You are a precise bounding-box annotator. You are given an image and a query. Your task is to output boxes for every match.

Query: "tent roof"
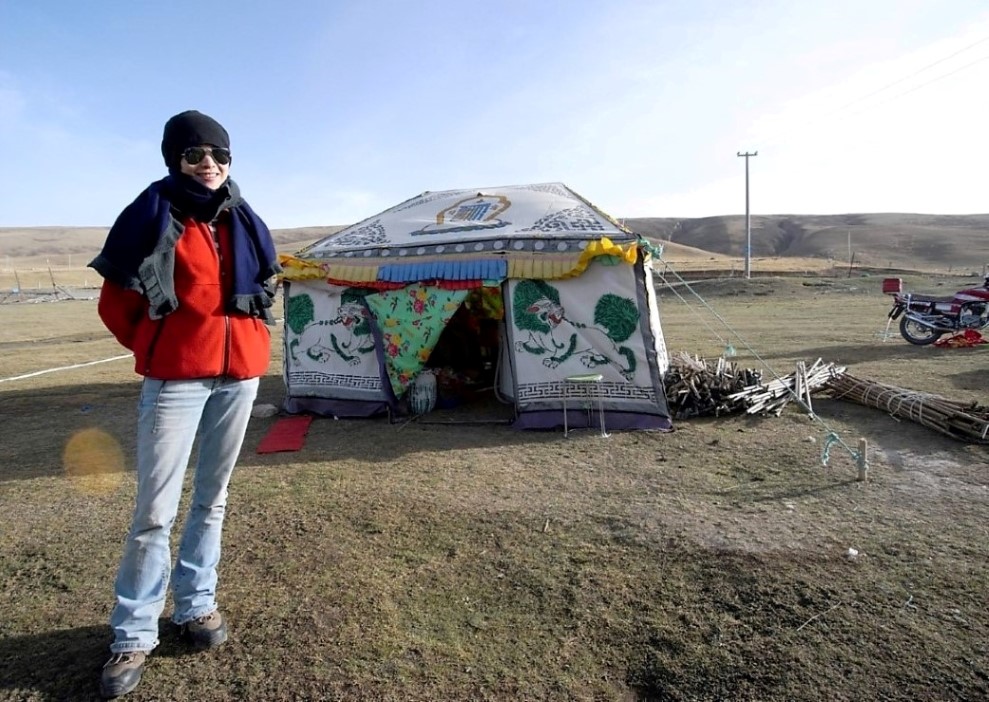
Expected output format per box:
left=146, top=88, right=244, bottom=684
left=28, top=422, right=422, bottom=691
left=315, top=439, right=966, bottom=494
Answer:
left=297, top=182, right=634, bottom=262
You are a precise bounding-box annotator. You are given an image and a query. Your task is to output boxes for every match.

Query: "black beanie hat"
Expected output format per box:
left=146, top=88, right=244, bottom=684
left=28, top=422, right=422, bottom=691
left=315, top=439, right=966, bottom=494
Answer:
left=161, top=110, right=230, bottom=169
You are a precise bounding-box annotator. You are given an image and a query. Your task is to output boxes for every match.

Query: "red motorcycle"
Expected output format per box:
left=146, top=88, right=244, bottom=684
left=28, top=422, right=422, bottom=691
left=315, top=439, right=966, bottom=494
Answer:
left=883, top=276, right=989, bottom=345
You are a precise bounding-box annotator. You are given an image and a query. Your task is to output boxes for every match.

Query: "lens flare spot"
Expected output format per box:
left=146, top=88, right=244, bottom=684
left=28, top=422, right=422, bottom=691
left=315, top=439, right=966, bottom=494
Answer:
left=63, top=428, right=125, bottom=495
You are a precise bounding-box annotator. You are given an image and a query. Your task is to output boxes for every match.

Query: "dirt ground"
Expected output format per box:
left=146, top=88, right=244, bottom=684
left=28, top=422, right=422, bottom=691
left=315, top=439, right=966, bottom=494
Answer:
left=0, top=273, right=987, bottom=701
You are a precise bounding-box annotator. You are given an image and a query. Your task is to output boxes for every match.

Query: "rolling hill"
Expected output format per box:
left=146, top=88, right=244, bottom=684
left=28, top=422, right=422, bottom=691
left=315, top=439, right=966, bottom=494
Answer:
left=0, top=226, right=344, bottom=269
left=2, top=213, right=988, bottom=275
left=625, top=213, right=989, bottom=273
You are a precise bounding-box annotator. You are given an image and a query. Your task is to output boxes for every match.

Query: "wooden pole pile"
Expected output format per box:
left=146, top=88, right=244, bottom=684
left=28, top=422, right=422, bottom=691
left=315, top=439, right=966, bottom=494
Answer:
left=663, top=353, right=843, bottom=419
left=823, top=371, right=989, bottom=444
left=728, top=358, right=844, bottom=417
left=663, top=352, right=762, bottom=418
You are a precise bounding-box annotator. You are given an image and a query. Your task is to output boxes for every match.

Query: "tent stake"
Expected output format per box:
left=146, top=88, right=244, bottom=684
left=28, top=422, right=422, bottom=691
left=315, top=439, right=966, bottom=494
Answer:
left=856, top=438, right=869, bottom=481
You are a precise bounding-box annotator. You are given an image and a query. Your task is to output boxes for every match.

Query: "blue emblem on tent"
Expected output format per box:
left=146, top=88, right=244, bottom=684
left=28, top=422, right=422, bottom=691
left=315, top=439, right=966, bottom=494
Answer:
left=411, top=194, right=512, bottom=236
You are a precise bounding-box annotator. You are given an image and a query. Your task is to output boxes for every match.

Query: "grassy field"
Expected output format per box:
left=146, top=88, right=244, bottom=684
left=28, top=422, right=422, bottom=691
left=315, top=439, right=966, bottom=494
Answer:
left=0, top=274, right=987, bottom=701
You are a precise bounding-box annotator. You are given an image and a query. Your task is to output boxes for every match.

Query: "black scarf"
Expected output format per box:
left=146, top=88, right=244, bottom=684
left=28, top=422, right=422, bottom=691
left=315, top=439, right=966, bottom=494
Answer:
left=89, top=174, right=281, bottom=323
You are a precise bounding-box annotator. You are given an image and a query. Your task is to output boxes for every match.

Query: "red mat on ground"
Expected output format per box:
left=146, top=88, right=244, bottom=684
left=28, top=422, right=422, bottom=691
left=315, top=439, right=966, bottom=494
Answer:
left=256, top=415, right=313, bottom=454
left=934, top=329, right=987, bottom=348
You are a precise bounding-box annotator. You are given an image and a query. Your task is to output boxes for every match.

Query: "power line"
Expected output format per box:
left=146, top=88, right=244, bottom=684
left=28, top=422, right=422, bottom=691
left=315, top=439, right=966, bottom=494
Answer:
left=865, top=51, right=989, bottom=108
left=758, top=35, right=989, bottom=151
left=836, top=34, right=989, bottom=113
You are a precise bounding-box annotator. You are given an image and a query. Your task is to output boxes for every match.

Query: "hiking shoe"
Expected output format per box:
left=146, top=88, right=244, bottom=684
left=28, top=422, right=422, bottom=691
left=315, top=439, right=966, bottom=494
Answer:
left=182, top=609, right=228, bottom=649
left=99, top=650, right=147, bottom=698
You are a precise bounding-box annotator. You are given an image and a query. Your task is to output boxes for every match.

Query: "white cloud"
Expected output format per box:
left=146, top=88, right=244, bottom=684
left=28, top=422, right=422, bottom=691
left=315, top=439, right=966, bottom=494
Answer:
left=607, top=8, right=989, bottom=218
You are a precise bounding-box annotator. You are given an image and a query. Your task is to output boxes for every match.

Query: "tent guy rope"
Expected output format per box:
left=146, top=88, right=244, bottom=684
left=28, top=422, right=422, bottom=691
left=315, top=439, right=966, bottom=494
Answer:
left=652, top=254, right=866, bottom=469
left=0, top=354, right=133, bottom=384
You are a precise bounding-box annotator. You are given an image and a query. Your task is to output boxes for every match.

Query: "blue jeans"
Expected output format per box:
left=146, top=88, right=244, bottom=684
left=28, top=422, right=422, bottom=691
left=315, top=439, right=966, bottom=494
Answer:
left=109, top=376, right=259, bottom=653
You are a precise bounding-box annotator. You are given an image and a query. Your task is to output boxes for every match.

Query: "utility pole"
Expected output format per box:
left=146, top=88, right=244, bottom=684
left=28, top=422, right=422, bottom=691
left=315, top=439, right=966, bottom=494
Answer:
left=737, top=151, right=758, bottom=279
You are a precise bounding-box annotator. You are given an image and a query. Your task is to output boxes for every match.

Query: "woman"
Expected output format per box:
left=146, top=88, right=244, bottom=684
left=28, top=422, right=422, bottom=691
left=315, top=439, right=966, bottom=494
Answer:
left=89, top=110, right=281, bottom=698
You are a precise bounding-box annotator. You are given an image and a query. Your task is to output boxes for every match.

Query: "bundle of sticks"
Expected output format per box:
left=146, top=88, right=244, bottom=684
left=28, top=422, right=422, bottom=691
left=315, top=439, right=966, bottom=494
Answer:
left=823, top=371, right=989, bottom=444
left=663, top=352, right=761, bottom=418
left=663, top=353, right=842, bottom=418
left=728, top=358, right=844, bottom=416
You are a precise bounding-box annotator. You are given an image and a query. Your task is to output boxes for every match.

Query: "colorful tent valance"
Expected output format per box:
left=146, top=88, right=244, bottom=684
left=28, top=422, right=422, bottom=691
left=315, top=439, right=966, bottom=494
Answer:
left=279, top=238, right=640, bottom=285
left=378, top=259, right=507, bottom=283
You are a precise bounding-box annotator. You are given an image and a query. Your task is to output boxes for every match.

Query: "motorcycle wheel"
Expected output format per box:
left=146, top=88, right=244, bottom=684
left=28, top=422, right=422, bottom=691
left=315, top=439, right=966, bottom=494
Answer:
left=899, top=317, right=943, bottom=345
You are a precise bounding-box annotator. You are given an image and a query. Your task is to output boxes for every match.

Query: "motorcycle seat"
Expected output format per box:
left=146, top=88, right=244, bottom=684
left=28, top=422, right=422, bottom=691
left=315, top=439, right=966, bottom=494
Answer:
left=905, top=294, right=958, bottom=304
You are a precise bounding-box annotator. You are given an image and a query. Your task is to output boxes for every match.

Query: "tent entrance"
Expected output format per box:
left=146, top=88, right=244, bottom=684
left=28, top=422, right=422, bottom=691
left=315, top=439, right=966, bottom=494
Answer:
left=416, top=286, right=512, bottom=419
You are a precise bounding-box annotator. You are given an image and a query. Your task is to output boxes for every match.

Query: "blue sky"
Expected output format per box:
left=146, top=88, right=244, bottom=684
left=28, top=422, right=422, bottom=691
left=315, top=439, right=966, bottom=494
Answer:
left=2, top=0, right=988, bottom=228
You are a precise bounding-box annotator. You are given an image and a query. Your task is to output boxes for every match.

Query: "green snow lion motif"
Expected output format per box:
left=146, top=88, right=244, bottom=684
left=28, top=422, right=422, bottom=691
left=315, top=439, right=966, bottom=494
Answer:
left=286, top=290, right=375, bottom=365
left=512, top=280, right=639, bottom=379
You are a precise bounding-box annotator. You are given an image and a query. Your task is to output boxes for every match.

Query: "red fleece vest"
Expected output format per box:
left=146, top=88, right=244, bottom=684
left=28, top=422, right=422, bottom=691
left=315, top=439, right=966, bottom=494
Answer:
left=98, top=217, right=272, bottom=380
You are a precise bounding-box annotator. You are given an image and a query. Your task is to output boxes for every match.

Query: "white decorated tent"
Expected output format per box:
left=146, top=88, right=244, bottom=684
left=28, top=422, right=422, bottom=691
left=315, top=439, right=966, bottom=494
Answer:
left=279, top=183, right=672, bottom=431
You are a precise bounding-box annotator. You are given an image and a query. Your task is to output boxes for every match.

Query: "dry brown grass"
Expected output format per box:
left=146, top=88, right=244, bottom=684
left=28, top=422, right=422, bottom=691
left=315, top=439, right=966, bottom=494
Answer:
left=0, top=226, right=338, bottom=295
left=0, top=273, right=987, bottom=701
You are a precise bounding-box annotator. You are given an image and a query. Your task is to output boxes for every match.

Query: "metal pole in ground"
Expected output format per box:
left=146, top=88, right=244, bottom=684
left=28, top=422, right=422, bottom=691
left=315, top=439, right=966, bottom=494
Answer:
left=737, top=151, right=758, bottom=279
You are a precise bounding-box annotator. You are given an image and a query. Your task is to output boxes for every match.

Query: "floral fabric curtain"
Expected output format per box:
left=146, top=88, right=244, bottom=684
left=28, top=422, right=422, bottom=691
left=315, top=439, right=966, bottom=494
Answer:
left=364, top=285, right=468, bottom=398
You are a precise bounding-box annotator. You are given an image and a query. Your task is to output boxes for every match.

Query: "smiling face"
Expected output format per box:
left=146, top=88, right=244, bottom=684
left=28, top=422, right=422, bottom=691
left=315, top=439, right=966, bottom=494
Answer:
left=179, top=144, right=230, bottom=190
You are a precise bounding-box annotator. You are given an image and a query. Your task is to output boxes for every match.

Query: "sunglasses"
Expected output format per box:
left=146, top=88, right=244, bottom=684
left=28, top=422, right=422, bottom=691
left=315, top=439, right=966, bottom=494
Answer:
left=181, top=146, right=232, bottom=166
